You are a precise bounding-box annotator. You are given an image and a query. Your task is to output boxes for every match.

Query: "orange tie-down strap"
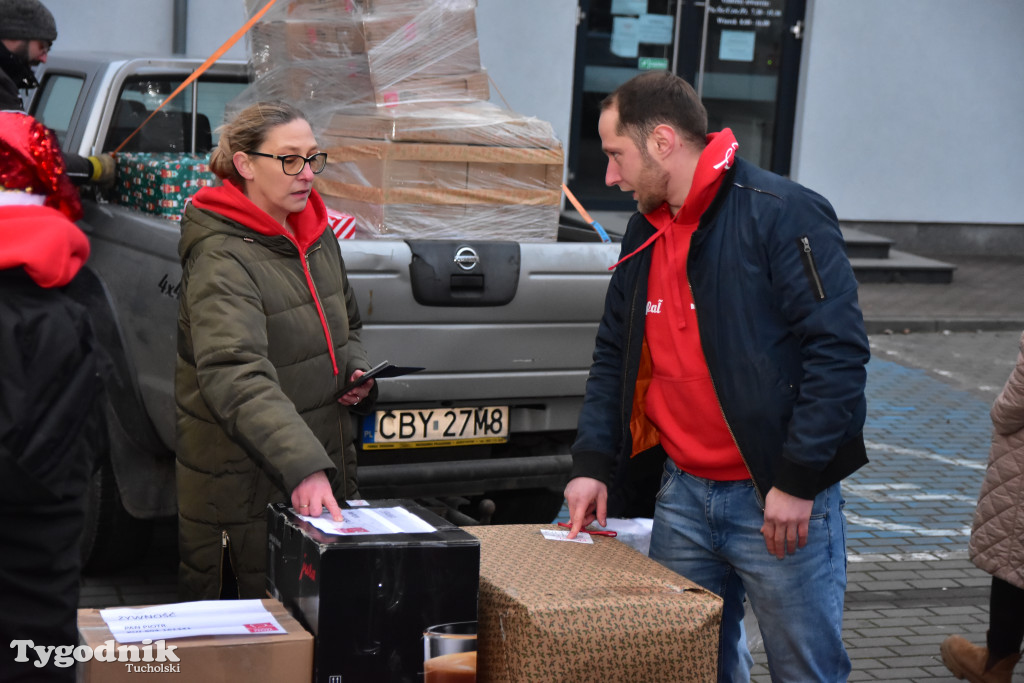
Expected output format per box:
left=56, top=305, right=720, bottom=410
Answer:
left=113, top=0, right=279, bottom=155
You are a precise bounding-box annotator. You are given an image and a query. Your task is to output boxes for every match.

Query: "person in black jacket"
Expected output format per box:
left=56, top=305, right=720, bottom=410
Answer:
left=0, top=0, right=52, bottom=110
left=0, top=0, right=114, bottom=185
left=0, top=110, right=106, bottom=682
left=564, top=71, right=869, bottom=682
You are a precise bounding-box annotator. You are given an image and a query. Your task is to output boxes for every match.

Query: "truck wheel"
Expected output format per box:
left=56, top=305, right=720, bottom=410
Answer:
left=485, top=487, right=566, bottom=525
left=80, top=454, right=154, bottom=575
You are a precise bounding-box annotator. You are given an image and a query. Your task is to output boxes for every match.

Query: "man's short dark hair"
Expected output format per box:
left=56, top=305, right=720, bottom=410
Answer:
left=602, top=71, right=708, bottom=154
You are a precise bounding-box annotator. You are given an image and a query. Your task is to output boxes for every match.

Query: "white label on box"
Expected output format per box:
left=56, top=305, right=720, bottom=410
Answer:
left=540, top=529, right=595, bottom=544
left=296, top=506, right=437, bottom=535
left=100, top=600, right=285, bottom=643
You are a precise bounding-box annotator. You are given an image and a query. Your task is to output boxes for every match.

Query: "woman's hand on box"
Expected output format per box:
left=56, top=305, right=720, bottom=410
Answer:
left=291, top=470, right=344, bottom=521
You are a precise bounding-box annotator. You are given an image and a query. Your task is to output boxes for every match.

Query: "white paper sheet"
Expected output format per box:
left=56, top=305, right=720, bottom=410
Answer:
left=611, top=0, right=647, bottom=16
left=294, top=506, right=437, bottom=536
left=604, top=517, right=654, bottom=555
left=100, top=600, right=285, bottom=643
left=639, top=13, right=674, bottom=45
left=611, top=17, right=640, bottom=59
left=540, top=528, right=595, bottom=544
left=719, top=29, right=756, bottom=62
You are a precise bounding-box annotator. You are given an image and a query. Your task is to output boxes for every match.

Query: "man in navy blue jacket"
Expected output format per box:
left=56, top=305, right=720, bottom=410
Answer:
left=564, top=71, right=869, bottom=681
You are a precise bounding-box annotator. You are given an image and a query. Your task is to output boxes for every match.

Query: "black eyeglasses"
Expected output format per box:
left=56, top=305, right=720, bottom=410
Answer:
left=248, top=151, right=328, bottom=176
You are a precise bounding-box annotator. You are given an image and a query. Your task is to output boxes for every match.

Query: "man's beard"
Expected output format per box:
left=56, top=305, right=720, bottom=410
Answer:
left=634, top=156, right=670, bottom=214
left=10, top=42, right=31, bottom=63
left=0, top=41, right=38, bottom=91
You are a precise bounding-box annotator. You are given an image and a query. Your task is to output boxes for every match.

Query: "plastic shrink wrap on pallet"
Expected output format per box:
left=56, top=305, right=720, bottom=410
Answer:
left=234, top=0, right=564, bottom=241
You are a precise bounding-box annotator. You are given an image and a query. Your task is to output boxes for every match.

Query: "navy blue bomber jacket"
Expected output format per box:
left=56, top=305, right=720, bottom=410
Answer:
left=570, top=158, right=870, bottom=514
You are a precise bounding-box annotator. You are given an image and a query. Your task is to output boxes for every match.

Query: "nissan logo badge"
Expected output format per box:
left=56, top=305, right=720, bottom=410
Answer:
left=454, top=246, right=480, bottom=271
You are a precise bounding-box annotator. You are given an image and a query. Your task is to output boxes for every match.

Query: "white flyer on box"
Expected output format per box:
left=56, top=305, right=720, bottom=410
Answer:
left=294, top=506, right=437, bottom=535
left=100, top=600, right=285, bottom=643
left=540, top=529, right=595, bottom=544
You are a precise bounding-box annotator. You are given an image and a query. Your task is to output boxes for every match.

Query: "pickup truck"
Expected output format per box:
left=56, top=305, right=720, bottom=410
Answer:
left=29, top=53, right=620, bottom=571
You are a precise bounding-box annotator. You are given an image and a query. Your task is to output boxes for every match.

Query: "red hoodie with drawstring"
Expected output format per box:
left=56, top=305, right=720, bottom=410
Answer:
left=616, top=130, right=749, bottom=481
left=190, top=179, right=341, bottom=375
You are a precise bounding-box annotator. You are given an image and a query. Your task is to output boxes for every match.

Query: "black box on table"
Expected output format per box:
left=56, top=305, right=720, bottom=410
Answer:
left=266, top=500, right=479, bottom=683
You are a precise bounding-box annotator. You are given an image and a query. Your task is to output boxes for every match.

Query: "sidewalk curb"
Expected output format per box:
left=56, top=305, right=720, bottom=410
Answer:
left=864, top=318, right=1024, bottom=334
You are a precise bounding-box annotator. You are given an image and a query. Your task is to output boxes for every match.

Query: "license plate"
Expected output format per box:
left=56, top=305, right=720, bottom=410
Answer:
left=361, top=406, right=509, bottom=450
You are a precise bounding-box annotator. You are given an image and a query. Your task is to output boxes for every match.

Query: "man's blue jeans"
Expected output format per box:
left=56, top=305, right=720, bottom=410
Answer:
left=648, top=460, right=851, bottom=682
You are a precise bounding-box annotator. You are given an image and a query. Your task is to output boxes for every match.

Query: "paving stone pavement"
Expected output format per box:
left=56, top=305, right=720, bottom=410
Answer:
left=80, top=254, right=1024, bottom=682
left=748, top=331, right=1020, bottom=682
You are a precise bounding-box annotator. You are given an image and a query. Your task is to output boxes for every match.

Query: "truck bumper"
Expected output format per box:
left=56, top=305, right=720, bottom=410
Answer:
left=357, top=454, right=572, bottom=498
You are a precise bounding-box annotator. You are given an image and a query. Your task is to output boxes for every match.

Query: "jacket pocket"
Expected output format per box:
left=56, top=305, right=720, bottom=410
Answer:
left=797, top=236, right=827, bottom=302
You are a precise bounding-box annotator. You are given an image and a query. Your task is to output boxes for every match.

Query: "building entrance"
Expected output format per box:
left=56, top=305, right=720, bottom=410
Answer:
left=567, top=0, right=806, bottom=211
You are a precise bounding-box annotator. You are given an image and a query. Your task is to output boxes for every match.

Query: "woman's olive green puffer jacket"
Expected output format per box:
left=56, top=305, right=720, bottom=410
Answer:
left=175, top=199, right=371, bottom=600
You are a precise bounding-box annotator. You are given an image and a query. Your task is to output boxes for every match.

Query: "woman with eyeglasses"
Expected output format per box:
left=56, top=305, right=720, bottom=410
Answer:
left=175, top=101, right=375, bottom=600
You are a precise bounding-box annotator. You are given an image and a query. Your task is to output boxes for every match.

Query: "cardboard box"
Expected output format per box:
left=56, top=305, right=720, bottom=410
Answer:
left=77, top=598, right=313, bottom=682
left=318, top=136, right=563, bottom=205
left=318, top=197, right=560, bottom=241
left=374, top=70, right=489, bottom=107
left=252, top=0, right=453, bottom=18
left=250, top=18, right=371, bottom=59
left=466, top=525, right=723, bottom=682
left=249, top=5, right=481, bottom=102
left=266, top=500, right=480, bottom=683
left=322, top=102, right=560, bottom=148
left=250, top=9, right=479, bottom=73
left=261, top=61, right=489, bottom=107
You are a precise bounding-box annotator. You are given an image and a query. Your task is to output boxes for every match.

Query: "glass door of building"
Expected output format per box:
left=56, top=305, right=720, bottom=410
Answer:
left=567, top=0, right=806, bottom=211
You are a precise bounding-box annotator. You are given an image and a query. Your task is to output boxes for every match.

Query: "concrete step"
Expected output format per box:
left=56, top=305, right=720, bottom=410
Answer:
left=842, top=227, right=893, bottom=260
left=851, top=249, right=956, bottom=284
left=575, top=211, right=956, bottom=283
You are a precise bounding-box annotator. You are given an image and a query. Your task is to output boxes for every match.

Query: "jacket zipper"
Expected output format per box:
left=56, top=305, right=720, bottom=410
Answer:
left=626, top=251, right=762, bottom=506
left=219, top=530, right=234, bottom=599
left=623, top=273, right=643, bottom=441
left=303, top=241, right=347, bottom=495
left=798, top=236, right=827, bottom=302
left=302, top=242, right=340, bottom=376
left=687, top=279, right=765, bottom=508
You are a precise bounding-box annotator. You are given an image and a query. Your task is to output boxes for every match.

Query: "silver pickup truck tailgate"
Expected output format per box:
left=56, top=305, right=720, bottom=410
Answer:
left=342, top=239, right=617, bottom=404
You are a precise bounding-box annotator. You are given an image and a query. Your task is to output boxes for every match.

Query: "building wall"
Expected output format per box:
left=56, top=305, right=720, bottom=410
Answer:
left=39, top=1, right=1023, bottom=226
left=40, top=0, right=577, bottom=160
left=44, top=0, right=188, bottom=56
left=792, top=0, right=1024, bottom=225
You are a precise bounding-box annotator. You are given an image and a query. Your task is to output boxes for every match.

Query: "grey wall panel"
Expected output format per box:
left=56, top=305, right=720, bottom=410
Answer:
left=793, top=0, right=1024, bottom=224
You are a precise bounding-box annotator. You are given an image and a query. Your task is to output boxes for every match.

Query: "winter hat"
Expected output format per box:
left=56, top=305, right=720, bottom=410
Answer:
left=0, top=0, right=57, bottom=42
left=1, top=110, right=89, bottom=288
left=0, top=110, right=81, bottom=220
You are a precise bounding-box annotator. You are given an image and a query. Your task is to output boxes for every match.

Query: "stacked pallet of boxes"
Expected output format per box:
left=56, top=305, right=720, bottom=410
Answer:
left=242, top=0, right=563, bottom=241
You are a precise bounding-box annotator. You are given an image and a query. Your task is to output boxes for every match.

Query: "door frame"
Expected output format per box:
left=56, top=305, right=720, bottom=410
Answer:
left=566, top=0, right=807, bottom=211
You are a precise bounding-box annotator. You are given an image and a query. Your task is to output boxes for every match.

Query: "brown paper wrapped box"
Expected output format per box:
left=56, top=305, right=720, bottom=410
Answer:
left=466, top=525, right=722, bottom=683
left=76, top=598, right=313, bottom=682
